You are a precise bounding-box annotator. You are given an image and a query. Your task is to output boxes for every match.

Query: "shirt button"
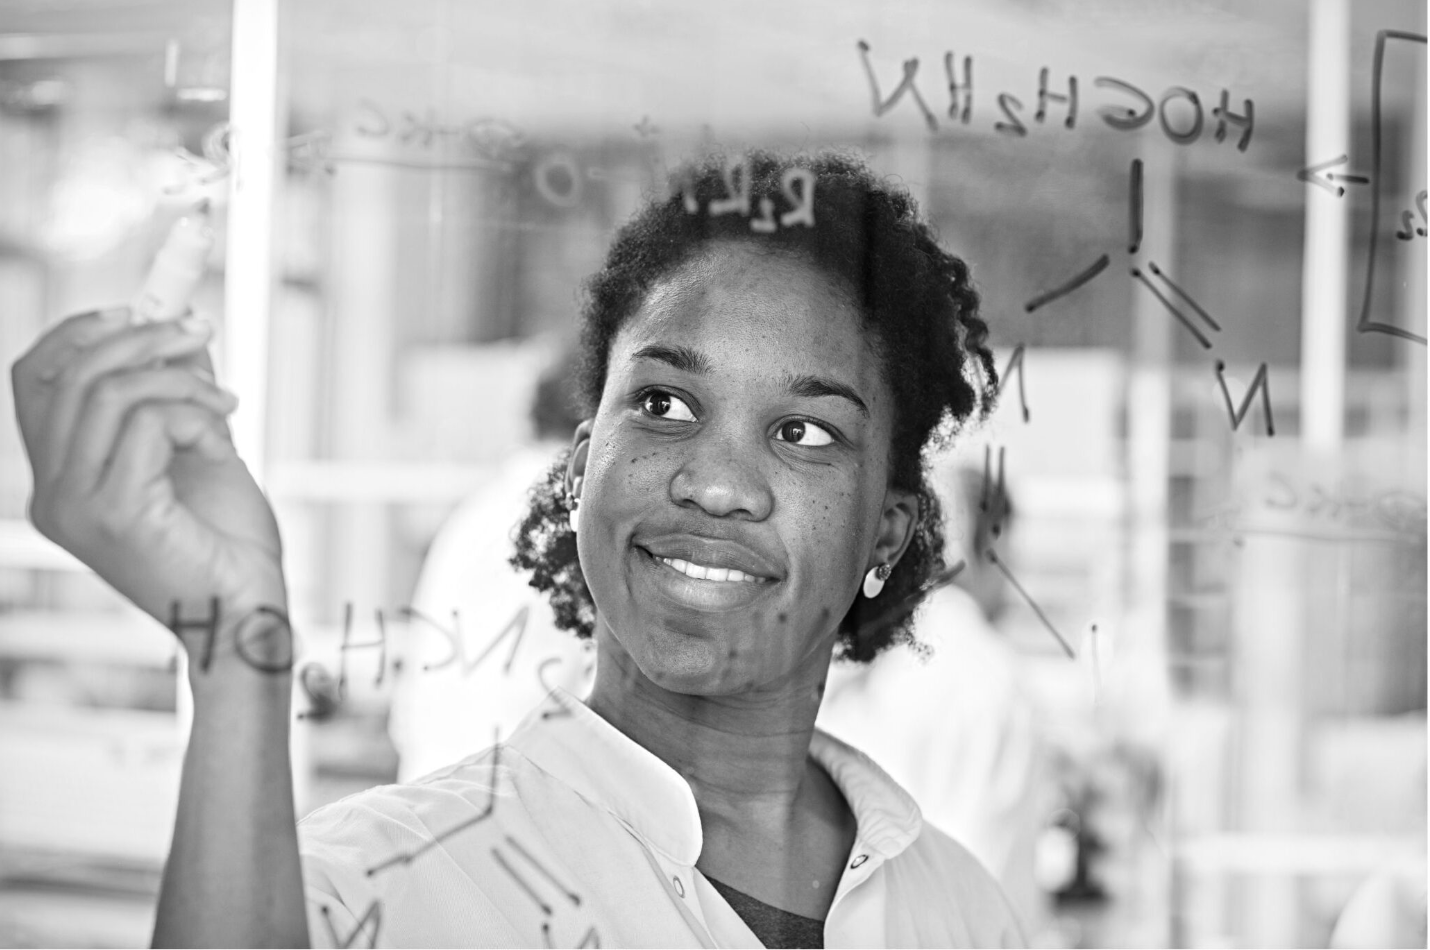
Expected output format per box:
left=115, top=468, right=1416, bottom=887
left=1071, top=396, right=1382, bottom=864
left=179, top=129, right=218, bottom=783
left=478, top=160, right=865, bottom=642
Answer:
left=673, top=874, right=685, bottom=897
left=850, top=854, right=869, bottom=869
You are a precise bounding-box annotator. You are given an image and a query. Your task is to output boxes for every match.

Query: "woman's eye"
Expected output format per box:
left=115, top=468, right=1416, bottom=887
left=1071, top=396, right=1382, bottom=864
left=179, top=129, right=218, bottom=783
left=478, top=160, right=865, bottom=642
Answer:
left=641, top=390, right=696, bottom=422
left=775, top=419, right=833, bottom=447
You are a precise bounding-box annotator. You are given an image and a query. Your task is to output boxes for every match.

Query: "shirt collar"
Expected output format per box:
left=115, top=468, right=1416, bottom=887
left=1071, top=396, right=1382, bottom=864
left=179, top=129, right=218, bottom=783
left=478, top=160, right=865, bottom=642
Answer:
left=506, top=689, right=925, bottom=867
left=809, top=728, right=924, bottom=858
left=507, top=689, right=704, bottom=865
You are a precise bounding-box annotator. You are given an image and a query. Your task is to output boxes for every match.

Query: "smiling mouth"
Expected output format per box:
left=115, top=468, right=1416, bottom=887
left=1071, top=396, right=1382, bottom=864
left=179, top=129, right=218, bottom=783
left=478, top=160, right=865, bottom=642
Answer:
left=655, top=556, right=770, bottom=584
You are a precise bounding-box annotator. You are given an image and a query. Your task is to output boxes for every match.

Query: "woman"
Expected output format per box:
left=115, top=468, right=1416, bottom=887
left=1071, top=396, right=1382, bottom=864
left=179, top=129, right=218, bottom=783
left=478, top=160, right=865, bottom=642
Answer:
left=12, top=150, right=1025, bottom=948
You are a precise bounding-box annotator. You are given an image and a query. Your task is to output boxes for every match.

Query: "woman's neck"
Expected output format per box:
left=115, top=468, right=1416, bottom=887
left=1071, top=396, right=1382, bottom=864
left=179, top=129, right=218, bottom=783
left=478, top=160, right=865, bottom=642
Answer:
left=583, top=623, right=859, bottom=915
left=582, top=626, right=832, bottom=831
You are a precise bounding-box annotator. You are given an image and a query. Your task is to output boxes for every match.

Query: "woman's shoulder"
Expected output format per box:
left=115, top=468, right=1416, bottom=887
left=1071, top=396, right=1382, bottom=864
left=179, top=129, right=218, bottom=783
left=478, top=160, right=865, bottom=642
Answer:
left=299, top=744, right=514, bottom=851
left=298, top=743, right=545, bottom=948
left=905, top=820, right=999, bottom=888
left=898, top=821, right=1028, bottom=945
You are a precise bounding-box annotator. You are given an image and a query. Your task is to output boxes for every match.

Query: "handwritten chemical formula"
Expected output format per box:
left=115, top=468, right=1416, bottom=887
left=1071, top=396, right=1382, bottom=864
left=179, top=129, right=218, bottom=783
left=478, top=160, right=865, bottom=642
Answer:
left=867, top=29, right=1426, bottom=456
left=857, top=41, right=1254, bottom=150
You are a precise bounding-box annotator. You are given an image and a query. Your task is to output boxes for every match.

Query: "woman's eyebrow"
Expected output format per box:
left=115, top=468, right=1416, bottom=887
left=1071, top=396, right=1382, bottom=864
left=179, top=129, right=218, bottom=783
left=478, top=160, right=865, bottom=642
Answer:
left=631, top=343, right=711, bottom=375
left=782, top=373, right=870, bottom=418
left=631, top=344, right=868, bottom=417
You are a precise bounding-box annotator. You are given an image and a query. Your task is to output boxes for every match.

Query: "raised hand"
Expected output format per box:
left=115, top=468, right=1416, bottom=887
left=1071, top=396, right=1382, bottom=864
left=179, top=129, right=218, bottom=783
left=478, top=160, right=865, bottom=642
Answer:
left=11, top=307, right=288, bottom=671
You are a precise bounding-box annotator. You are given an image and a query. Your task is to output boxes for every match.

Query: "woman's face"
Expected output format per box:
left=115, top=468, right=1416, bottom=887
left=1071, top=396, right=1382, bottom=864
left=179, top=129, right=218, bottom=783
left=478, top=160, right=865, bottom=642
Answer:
left=573, top=241, right=916, bottom=697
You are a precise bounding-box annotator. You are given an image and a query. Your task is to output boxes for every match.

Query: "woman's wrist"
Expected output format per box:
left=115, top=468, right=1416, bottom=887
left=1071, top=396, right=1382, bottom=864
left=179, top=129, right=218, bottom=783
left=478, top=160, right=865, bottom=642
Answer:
left=176, top=595, right=297, bottom=697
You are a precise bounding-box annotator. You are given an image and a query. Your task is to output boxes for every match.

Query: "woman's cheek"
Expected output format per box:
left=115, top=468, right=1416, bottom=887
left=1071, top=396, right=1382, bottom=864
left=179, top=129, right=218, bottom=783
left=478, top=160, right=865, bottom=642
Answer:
left=617, top=444, right=681, bottom=506
left=582, top=435, right=631, bottom=531
left=590, top=421, right=671, bottom=498
left=583, top=424, right=623, bottom=490
left=806, top=485, right=857, bottom=549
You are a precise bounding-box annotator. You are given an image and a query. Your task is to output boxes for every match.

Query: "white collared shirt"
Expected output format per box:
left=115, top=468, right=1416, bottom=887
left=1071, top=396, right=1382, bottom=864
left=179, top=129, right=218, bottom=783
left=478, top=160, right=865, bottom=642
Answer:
left=300, top=689, right=1026, bottom=948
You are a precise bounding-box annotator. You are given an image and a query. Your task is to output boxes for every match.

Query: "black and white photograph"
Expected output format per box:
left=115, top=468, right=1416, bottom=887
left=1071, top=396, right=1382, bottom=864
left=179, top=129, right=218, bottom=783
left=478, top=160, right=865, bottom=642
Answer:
left=0, top=1, right=1424, bottom=946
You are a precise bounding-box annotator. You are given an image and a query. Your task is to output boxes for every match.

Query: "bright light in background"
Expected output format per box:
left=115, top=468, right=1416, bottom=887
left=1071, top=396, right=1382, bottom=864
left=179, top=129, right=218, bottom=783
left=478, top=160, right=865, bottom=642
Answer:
left=37, top=128, right=231, bottom=261
left=39, top=137, right=155, bottom=260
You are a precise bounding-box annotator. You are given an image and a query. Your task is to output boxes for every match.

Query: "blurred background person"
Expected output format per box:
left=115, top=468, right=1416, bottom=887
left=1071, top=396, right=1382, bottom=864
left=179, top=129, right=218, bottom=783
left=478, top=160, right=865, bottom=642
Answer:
left=387, top=348, right=596, bottom=782
left=817, top=461, right=1050, bottom=934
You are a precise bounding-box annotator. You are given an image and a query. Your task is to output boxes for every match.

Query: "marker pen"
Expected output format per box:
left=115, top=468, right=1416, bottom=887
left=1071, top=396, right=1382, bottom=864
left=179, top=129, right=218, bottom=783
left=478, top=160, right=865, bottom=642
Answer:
left=132, top=200, right=215, bottom=323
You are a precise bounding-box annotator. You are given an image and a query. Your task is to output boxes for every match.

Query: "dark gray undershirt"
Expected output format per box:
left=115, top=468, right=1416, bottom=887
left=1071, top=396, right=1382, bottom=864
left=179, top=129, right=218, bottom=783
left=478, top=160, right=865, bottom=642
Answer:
left=706, top=876, right=826, bottom=949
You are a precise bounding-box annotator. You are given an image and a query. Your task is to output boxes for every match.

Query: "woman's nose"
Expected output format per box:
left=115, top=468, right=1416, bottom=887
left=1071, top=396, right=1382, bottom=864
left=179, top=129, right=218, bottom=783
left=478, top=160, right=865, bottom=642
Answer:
left=669, top=432, right=773, bottom=521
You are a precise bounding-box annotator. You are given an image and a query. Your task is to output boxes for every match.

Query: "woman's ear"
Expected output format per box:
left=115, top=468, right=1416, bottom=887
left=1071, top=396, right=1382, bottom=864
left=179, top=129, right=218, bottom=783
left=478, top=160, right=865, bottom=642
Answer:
left=566, top=419, right=594, bottom=497
left=869, top=487, right=919, bottom=573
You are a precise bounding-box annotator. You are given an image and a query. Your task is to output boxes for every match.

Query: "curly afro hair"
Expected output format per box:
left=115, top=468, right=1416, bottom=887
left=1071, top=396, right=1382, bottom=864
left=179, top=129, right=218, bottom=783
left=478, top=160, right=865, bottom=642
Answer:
left=511, top=148, right=998, bottom=663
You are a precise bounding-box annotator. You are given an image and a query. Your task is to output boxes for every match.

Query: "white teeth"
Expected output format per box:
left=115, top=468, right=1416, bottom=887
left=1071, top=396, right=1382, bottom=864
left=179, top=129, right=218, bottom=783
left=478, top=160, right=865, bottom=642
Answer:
left=659, top=556, right=763, bottom=583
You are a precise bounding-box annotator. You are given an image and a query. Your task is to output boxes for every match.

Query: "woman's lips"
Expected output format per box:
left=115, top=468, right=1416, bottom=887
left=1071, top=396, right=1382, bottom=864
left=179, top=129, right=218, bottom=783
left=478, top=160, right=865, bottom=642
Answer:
left=636, top=535, right=782, bottom=581
left=654, top=555, right=769, bottom=584
left=633, top=546, right=778, bottom=612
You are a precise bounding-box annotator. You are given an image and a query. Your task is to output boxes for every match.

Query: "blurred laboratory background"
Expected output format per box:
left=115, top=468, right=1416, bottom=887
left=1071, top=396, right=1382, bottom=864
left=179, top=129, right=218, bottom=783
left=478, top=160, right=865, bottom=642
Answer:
left=0, top=0, right=1424, bottom=946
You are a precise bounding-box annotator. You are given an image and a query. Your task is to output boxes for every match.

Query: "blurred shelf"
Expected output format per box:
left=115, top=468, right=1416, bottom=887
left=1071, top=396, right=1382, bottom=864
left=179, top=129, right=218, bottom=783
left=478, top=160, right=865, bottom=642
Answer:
left=0, top=610, right=176, bottom=668
left=268, top=460, right=496, bottom=503
left=0, top=701, right=178, bottom=751
left=1175, top=833, right=1423, bottom=875
left=0, top=32, right=165, bottom=61
left=1012, top=475, right=1126, bottom=519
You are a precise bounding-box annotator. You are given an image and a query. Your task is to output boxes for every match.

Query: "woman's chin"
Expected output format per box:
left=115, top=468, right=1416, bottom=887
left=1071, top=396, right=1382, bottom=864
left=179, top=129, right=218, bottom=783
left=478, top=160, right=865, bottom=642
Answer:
left=634, top=633, right=749, bottom=695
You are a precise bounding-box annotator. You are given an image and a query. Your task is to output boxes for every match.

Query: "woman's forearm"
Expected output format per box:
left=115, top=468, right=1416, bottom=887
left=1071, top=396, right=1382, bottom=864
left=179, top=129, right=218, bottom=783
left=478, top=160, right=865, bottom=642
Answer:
left=153, top=663, right=309, bottom=948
